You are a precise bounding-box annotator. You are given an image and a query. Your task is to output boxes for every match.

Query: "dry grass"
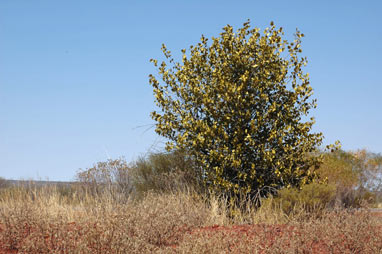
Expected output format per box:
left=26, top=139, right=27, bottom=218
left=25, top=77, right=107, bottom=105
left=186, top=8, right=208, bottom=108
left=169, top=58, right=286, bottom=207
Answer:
left=0, top=185, right=381, bottom=253
left=178, top=210, right=382, bottom=253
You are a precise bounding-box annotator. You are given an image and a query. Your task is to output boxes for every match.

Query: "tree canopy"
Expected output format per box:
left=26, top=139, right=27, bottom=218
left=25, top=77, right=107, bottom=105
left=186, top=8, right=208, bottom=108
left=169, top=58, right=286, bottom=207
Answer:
left=149, top=20, right=328, bottom=198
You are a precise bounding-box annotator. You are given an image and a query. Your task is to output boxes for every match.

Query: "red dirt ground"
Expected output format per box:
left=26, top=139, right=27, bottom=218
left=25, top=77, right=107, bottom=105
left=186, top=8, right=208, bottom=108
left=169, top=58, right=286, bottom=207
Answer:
left=1, top=211, right=381, bottom=254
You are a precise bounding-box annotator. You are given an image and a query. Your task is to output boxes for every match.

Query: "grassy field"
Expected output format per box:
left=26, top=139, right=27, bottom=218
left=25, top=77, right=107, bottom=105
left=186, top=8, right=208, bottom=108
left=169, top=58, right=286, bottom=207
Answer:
left=0, top=183, right=381, bottom=254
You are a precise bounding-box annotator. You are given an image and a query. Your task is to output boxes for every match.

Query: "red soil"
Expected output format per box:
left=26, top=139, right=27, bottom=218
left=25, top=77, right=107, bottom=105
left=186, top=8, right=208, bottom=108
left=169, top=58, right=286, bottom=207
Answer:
left=0, top=224, right=15, bottom=254
left=185, top=224, right=328, bottom=253
left=184, top=211, right=382, bottom=253
left=1, top=211, right=381, bottom=254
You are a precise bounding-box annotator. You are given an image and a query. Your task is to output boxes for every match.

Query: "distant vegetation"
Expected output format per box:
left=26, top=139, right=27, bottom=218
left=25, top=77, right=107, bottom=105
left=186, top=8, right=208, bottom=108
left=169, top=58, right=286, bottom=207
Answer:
left=73, top=148, right=382, bottom=209
left=0, top=149, right=381, bottom=253
left=0, top=177, right=9, bottom=189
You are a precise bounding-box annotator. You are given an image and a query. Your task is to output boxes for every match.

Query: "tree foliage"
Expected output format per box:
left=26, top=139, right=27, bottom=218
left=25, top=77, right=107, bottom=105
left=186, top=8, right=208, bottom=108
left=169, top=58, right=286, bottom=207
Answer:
left=149, top=20, right=326, bottom=198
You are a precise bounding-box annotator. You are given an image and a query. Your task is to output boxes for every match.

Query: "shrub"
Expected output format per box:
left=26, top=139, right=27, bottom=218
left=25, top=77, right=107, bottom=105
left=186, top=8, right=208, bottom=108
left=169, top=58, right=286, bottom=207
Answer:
left=267, top=182, right=336, bottom=217
left=76, top=158, right=133, bottom=200
left=130, top=150, right=204, bottom=197
left=317, top=149, right=382, bottom=208
left=149, top=20, right=334, bottom=200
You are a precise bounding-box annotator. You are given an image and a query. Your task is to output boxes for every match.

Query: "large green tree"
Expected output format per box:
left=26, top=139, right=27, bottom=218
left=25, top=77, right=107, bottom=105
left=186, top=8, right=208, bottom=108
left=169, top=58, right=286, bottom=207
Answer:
left=149, top=21, right=326, bottom=198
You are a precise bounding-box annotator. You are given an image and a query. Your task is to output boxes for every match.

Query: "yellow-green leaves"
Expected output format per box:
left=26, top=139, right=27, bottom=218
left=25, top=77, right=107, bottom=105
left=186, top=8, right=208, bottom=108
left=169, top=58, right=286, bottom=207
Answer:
left=149, top=20, right=326, bottom=199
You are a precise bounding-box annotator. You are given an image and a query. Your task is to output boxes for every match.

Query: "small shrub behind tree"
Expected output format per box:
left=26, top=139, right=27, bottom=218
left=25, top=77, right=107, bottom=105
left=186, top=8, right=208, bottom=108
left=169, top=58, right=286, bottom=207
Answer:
left=266, top=182, right=336, bottom=217
left=130, top=150, right=204, bottom=197
left=76, top=158, right=133, bottom=199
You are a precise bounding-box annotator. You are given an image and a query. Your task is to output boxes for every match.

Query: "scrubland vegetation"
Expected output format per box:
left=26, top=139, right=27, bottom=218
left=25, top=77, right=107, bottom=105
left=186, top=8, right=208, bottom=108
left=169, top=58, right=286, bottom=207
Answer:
left=2, top=21, right=382, bottom=253
left=1, top=149, right=382, bottom=253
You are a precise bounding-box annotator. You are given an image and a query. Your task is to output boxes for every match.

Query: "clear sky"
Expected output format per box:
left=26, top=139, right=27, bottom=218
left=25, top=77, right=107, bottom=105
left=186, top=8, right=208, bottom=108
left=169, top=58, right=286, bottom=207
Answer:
left=1, top=0, right=381, bottom=181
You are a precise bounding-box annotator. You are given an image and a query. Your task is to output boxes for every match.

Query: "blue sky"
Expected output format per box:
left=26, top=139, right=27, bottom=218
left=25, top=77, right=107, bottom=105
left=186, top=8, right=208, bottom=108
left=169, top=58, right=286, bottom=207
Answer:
left=1, top=1, right=381, bottom=181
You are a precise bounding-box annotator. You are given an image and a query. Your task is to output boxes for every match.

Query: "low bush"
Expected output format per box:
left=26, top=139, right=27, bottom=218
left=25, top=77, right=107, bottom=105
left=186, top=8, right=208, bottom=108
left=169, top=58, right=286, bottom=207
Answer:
left=75, top=151, right=205, bottom=201
left=129, top=150, right=204, bottom=198
left=317, top=149, right=382, bottom=208
left=264, top=182, right=336, bottom=217
left=76, top=158, right=134, bottom=201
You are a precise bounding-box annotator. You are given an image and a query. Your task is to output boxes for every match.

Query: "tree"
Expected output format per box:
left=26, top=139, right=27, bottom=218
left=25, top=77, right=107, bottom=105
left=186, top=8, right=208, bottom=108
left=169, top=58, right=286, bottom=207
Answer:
left=317, top=149, right=382, bottom=207
left=149, top=20, right=326, bottom=199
